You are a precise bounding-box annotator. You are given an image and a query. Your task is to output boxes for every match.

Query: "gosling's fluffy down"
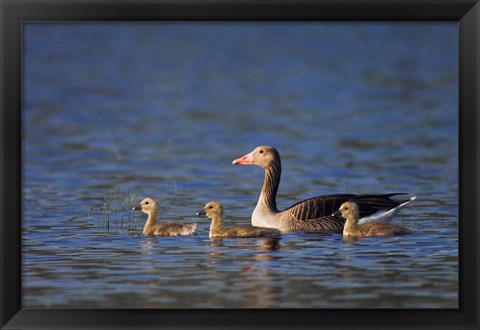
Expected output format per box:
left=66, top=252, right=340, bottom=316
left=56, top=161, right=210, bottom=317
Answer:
left=336, top=201, right=411, bottom=237
left=197, top=201, right=281, bottom=238
left=132, top=197, right=197, bottom=237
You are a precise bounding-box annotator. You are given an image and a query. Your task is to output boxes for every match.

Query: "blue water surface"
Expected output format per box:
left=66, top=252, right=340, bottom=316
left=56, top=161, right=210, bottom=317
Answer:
left=22, top=22, right=458, bottom=308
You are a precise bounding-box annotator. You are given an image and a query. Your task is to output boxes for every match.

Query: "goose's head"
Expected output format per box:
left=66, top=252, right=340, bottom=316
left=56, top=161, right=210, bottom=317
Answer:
left=132, top=197, right=158, bottom=215
left=336, top=202, right=360, bottom=223
left=232, top=146, right=280, bottom=169
left=197, top=200, right=223, bottom=219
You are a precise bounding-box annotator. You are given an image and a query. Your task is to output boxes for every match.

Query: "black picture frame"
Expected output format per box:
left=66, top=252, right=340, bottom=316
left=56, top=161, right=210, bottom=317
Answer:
left=1, top=1, right=479, bottom=329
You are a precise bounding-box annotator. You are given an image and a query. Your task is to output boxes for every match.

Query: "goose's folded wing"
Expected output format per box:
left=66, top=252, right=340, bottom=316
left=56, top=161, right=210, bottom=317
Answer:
left=284, top=194, right=357, bottom=220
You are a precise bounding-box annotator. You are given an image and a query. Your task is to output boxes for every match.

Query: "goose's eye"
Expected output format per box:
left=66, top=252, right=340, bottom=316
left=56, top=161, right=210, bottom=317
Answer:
left=145, top=201, right=149, bottom=205
left=209, top=206, right=213, bottom=209
left=259, top=150, right=264, bottom=154
left=344, top=207, right=348, bottom=210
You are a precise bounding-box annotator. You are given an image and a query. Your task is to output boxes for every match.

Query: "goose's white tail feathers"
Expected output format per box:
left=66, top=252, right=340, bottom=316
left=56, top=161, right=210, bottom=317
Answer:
left=358, top=195, right=416, bottom=225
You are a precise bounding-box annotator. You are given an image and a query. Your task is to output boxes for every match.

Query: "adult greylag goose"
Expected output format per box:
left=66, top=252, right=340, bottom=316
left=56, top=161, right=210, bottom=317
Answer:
left=196, top=201, right=281, bottom=238
left=232, top=146, right=416, bottom=233
left=334, top=201, right=411, bottom=237
left=132, top=197, right=197, bottom=237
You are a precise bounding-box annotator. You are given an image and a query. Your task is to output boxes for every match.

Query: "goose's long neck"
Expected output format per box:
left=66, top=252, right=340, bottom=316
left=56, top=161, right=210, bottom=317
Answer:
left=343, top=213, right=360, bottom=233
left=146, top=209, right=159, bottom=226
left=258, top=161, right=281, bottom=212
left=143, top=210, right=159, bottom=235
left=209, top=213, right=224, bottom=236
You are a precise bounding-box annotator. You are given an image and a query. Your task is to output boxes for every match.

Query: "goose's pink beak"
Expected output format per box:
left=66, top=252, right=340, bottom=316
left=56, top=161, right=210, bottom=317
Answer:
left=232, top=151, right=255, bottom=165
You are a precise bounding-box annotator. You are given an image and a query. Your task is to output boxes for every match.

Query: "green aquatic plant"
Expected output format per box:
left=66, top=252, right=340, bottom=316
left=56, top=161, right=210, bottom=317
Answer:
left=93, top=188, right=141, bottom=234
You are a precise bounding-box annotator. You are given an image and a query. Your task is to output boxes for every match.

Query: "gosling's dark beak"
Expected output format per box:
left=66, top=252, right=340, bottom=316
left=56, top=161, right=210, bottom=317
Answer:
left=196, top=208, right=206, bottom=216
left=332, top=210, right=342, bottom=217
left=132, top=204, right=142, bottom=211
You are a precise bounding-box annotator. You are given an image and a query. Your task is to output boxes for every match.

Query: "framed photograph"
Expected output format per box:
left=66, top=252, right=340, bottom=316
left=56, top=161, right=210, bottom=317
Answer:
left=1, top=0, right=479, bottom=329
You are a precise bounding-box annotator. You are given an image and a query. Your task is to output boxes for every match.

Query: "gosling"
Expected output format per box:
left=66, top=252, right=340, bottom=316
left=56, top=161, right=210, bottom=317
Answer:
left=132, top=197, right=197, bottom=237
left=335, top=201, right=411, bottom=237
left=197, top=201, right=281, bottom=238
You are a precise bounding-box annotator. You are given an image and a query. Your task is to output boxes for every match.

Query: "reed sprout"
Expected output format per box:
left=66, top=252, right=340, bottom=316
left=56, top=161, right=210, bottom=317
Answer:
left=93, top=188, right=140, bottom=234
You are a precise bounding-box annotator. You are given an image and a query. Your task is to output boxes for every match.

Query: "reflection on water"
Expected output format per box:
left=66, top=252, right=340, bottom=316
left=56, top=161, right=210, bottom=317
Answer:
left=22, top=22, right=458, bottom=308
